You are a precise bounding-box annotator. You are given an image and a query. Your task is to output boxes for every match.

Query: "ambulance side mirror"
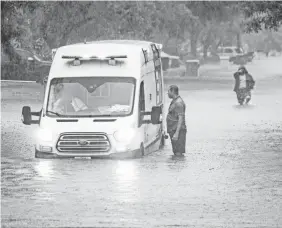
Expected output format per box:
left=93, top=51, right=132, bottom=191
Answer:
left=22, top=106, right=32, bottom=125
left=21, top=106, right=41, bottom=125
left=151, top=106, right=162, bottom=125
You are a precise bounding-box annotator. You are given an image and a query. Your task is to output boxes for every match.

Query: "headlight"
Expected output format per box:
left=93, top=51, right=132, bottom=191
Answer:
left=36, top=129, right=53, bottom=142
left=114, top=128, right=135, bottom=143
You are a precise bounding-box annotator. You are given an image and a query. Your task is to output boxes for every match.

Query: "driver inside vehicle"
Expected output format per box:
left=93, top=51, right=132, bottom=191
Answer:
left=50, top=83, right=88, bottom=114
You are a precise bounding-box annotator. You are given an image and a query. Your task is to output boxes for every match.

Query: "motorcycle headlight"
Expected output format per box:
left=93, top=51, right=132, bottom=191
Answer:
left=114, top=128, right=135, bottom=143
left=36, top=129, right=53, bottom=142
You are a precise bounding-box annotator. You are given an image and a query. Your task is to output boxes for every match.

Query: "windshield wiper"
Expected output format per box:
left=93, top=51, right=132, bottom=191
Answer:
left=46, top=110, right=62, bottom=116
left=100, top=113, right=127, bottom=117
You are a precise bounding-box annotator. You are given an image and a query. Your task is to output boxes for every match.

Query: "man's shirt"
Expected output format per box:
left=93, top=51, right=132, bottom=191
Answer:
left=239, top=74, right=247, bottom=89
left=166, top=96, right=186, bottom=133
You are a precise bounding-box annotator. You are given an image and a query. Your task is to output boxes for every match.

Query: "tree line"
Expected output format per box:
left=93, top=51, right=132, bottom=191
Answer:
left=1, top=1, right=282, bottom=62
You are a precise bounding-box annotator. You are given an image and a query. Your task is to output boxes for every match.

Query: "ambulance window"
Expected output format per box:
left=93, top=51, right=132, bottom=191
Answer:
left=138, top=82, right=145, bottom=126
left=155, top=70, right=163, bottom=105
left=91, top=83, right=110, bottom=97
left=139, top=82, right=145, bottom=111
left=151, top=44, right=160, bottom=59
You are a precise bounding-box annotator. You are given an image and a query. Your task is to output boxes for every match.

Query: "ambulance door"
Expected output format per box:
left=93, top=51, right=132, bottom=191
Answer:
left=151, top=44, right=163, bottom=142
left=138, top=81, right=147, bottom=148
left=143, top=70, right=158, bottom=150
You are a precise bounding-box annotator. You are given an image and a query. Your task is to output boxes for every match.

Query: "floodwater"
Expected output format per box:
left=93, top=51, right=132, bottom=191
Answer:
left=1, top=60, right=282, bottom=227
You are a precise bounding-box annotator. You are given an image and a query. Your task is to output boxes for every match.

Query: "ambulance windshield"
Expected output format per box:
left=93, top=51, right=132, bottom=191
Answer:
left=46, top=77, right=136, bottom=117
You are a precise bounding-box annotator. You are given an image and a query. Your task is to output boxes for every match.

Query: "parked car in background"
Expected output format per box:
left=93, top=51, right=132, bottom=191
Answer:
left=229, top=51, right=255, bottom=65
left=161, top=52, right=185, bottom=77
left=217, top=46, right=244, bottom=60
left=199, top=52, right=220, bottom=64
left=15, top=48, right=52, bottom=66
left=1, top=48, right=52, bottom=81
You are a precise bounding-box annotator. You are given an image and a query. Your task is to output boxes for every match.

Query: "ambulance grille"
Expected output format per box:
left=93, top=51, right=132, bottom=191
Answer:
left=56, top=133, right=111, bottom=153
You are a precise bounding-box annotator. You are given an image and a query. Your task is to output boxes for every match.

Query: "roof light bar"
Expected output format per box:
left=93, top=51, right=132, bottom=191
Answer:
left=108, top=59, right=116, bottom=66
left=62, top=55, right=127, bottom=60
left=106, top=55, right=127, bottom=59
left=73, top=59, right=81, bottom=66
left=61, top=55, right=98, bottom=59
left=62, top=55, right=82, bottom=59
left=61, top=55, right=127, bottom=66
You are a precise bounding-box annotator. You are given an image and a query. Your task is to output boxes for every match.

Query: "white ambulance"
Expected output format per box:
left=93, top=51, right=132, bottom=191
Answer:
left=22, top=40, right=168, bottom=159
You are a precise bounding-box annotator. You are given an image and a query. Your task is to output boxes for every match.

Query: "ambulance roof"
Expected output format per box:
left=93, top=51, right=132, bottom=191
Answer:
left=49, top=40, right=160, bottom=79
left=72, top=39, right=161, bottom=48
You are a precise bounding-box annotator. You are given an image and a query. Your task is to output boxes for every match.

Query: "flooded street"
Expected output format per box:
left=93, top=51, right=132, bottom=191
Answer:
left=1, top=65, right=282, bottom=227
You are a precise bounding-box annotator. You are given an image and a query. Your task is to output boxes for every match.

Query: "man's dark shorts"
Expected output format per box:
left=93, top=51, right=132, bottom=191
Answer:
left=168, top=129, right=187, bottom=154
left=236, top=88, right=251, bottom=101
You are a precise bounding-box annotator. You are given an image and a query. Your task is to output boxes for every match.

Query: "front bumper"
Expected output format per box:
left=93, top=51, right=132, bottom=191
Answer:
left=35, top=132, right=141, bottom=159
left=35, top=148, right=141, bottom=159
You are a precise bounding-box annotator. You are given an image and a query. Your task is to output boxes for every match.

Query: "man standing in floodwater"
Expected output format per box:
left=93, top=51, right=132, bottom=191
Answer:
left=166, top=85, right=187, bottom=156
left=233, top=66, right=255, bottom=105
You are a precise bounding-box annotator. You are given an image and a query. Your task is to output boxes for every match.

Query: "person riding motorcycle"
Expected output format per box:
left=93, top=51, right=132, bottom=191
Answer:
left=233, top=66, right=255, bottom=105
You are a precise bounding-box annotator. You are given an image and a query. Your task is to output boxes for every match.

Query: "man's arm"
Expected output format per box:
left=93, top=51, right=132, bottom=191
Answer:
left=233, top=72, right=239, bottom=92
left=173, top=103, right=185, bottom=140
left=175, top=116, right=184, bottom=136
left=251, top=75, right=255, bottom=84
left=247, top=74, right=255, bottom=89
left=52, top=98, right=65, bottom=113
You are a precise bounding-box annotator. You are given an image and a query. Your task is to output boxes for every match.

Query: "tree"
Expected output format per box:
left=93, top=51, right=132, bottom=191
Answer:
left=7, top=1, right=281, bottom=65
left=242, top=28, right=282, bottom=53
left=37, top=1, right=104, bottom=48
left=242, top=1, right=282, bottom=32
left=184, top=1, right=240, bottom=58
left=1, top=1, right=38, bottom=62
left=37, top=1, right=163, bottom=48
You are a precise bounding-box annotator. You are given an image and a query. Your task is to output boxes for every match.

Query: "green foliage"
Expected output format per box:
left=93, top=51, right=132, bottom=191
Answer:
left=2, top=1, right=282, bottom=66
left=1, top=1, right=41, bottom=62
left=243, top=28, right=282, bottom=52
left=242, top=1, right=282, bottom=32
left=1, top=1, right=38, bottom=43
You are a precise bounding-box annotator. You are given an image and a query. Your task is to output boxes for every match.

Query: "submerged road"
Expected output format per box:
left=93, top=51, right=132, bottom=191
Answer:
left=1, top=65, right=282, bottom=227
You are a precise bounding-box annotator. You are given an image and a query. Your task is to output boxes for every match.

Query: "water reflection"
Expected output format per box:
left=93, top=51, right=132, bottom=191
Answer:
left=166, top=154, right=188, bottom=171
left=171, top=154, right=186, bottom=160
left=114, top=160, right=139, bottom=182
left=233, top=104, right=256, bottom=110
left=34, top=160, right=54, bottom=180
left=112, top=160, right=140, bottom=203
